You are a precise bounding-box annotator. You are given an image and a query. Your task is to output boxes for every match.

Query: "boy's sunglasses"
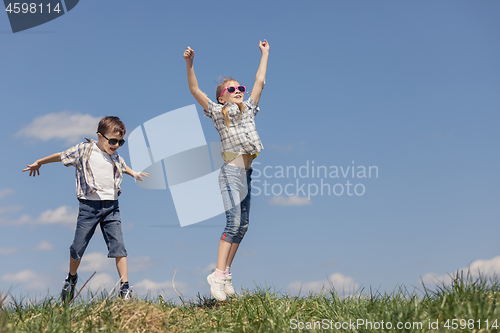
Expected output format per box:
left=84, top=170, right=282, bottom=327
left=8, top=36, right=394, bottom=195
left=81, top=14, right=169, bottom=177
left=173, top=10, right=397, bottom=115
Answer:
left=220, top=85, right=246, bottom=97
left=98, top=132, right=125, bottom=147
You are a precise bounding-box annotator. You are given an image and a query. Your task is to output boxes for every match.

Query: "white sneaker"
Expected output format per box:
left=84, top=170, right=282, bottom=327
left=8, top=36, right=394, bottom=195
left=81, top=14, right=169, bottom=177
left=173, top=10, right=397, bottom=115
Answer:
left=207, top=271, right=226, bottom=301
left=224, top=273, right=235, bottom=296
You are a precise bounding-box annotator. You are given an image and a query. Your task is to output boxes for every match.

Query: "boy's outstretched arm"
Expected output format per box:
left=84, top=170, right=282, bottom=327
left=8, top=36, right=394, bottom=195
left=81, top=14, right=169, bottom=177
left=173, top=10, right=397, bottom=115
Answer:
left=23, top=152, right=62, bottom=177
left=124, top=165, right=149, bottom=182
left=184, top=46, right=209, bottom=111
left=251, top=39, right=269, bottom=106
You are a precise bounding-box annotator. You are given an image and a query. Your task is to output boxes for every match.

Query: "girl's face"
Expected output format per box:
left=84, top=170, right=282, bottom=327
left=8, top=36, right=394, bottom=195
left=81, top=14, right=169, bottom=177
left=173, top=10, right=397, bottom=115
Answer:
left=218, top=80, right=244, bottom=104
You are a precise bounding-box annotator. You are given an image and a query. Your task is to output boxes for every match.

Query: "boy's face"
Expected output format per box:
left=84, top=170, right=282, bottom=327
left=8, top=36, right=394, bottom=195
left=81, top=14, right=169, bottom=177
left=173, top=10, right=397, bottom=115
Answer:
left=97, top=130, right=124, bottom=155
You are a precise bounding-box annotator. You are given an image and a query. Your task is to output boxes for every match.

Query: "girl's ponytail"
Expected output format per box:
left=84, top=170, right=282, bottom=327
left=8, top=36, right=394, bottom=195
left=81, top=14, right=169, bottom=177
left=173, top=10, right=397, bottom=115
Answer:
left=222, top=105, right=230, bottom=130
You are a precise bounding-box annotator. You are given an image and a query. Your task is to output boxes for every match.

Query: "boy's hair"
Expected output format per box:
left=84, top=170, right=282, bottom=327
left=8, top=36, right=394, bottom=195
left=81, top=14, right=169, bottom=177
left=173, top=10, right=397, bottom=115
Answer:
left=216, top=77, right=245, bottom=130
left=97, top=116, right=126, bottom=137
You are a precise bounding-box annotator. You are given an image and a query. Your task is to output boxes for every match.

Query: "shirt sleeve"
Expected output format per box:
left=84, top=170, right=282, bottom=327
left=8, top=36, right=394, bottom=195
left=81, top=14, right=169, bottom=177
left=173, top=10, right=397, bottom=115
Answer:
left=204, top=99, right=222, bottom=119
left=118, top=155, right=127, bottom=173
left=60, top=143, right=82, bottom=167
left=245, top=97, right=260, bottom=118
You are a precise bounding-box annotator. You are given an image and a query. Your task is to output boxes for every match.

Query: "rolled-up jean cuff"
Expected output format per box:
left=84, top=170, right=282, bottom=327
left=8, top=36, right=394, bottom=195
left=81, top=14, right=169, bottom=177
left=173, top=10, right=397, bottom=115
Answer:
left=70, top=247, right=82, bottom=261
left=220, top=232, right=242, bottom=244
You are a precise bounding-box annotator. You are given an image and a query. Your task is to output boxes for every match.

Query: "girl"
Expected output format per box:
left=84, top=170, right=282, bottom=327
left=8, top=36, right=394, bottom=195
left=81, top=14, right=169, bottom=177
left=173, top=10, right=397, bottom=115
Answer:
left=183, top=40, right=269, bottom=301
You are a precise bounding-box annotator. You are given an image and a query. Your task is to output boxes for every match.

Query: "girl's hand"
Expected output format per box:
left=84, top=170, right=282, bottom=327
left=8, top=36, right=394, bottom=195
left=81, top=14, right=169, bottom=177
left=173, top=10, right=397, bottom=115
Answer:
left=132, top=171, right=149, bottom=182
left=183, top=47, right=194, bottom=61
left=23, top=161, right=41, bottom=177
left=259, top=39, right=269, bottom=53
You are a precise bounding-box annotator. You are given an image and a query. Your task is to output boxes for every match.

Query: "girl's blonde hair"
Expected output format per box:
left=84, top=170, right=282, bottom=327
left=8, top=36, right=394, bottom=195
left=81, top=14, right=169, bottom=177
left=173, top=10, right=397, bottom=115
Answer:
left=216, top=77, right=245, bottom=129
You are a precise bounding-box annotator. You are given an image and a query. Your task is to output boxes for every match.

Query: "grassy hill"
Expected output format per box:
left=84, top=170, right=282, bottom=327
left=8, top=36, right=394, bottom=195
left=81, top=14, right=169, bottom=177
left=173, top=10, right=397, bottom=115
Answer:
left=1, top=271, right=499, bottom=332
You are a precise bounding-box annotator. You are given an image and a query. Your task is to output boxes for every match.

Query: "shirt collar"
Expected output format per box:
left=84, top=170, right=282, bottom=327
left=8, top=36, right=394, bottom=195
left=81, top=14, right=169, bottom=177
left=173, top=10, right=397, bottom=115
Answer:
left=84, top=137, right=120, bottom=160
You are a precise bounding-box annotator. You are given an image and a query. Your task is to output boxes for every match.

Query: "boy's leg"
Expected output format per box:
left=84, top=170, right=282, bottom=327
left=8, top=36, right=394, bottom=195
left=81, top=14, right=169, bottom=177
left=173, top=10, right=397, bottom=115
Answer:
left=70, top=199, right=101, bottom=262
left=63, top=199, right=100, bottom=302
left=62, top=257, right=80, bottom=303
left=99, top=200, right=130, bottom=298
left=116, top=257, right=131, bottom=299
left=115, top=257, right=128, bottom=283
left=69, top=257, right=81, bottom=276
left=99, top=200, right=127, bottom=262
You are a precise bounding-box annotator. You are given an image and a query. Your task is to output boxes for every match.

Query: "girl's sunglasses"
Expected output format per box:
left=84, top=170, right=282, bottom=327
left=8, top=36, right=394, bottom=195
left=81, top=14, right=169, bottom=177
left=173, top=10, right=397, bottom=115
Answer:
left=98, top=132, right=126, bottom=147
left=220, top=85, right=246, bottom=97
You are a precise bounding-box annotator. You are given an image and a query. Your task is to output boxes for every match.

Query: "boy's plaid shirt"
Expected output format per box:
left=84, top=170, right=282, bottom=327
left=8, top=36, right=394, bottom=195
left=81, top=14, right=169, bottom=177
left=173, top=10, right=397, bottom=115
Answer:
left=60, top=138, right=127, bottom=198
left=204, top=97, right=264, bottom=157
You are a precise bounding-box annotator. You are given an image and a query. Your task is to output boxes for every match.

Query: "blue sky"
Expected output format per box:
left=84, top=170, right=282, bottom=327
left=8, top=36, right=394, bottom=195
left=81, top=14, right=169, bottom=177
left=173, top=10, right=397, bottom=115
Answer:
left=1, top=0, right=500, bottom=301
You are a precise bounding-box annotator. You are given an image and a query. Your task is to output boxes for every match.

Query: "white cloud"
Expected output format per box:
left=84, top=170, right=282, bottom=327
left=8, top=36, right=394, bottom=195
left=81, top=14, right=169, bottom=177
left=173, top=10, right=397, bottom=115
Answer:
left=87, top=273, right=118, bottom=293
left=78, top=252, right=115, bottom=273
left=16, top=111, right=101, bottom=144
left=77, top=253, right=155, bottom=274
left=0, top=206, right=78, bottom=227
left=287, top=273, right=359, bottom=295
left=34, top=241, right=54, bottom=251
left=195, top=263, right=216, bottom=275
left=0, top=189, right=20, bottom=216
left=0, top=206, right=23, bottom=215
left=240, top=250, right=257, bottom=257
left=38, top=206, right=78, bottom=226
left=269, top=195, right=312, bottom=206
left=128, top=256, right=155, bottom=273
left=0, top=214, right=32, bottom=226
left=422, top=255, right=500, bottom=286
left=0, top=247, right=18, bottom=255
left=0, top=189, right=14, bottom=199
left=134, top=278, right=190, bottom=297
left=1, top=270, right=49, bottom=291
left=175, top=242, right=190, bottom=250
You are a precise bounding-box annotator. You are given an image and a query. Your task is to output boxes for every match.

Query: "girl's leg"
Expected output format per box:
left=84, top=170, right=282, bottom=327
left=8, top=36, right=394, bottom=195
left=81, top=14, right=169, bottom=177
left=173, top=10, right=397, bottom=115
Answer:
left=216, top=241, right=240, bottom=272
left=226, top=243, right=240, bottom=268
left=217, top=164, right=246, bottom=268
left=216, top=239, right=233, bottom=272
left=226, top=169, right=251, bottom=268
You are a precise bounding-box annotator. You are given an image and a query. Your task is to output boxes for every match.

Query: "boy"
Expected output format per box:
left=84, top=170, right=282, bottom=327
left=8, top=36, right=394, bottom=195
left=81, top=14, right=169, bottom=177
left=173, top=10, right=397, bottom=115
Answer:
left=23, top=116, right=148, bottom=302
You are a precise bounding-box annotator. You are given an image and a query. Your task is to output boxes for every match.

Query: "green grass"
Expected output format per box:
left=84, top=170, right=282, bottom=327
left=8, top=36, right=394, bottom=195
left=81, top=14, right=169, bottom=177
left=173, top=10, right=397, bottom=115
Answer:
left=1, top=271, right=499, bottom=332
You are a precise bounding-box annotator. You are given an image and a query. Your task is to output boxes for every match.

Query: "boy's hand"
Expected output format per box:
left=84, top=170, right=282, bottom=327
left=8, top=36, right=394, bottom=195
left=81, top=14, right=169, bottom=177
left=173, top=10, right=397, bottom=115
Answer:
left=23, top=162, right=41, bottom=177
left=183, top=47, right=194, bottom=62
left=132, top=171, right=149, bottom=182
left=259, top=39, right=269, bottom=53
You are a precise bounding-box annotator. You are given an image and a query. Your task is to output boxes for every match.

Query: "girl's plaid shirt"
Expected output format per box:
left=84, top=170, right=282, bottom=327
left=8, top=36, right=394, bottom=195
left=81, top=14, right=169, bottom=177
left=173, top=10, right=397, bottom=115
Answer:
left=60, top=138, right=127, bottom=198
left=204, top=97, right=264, bottom=157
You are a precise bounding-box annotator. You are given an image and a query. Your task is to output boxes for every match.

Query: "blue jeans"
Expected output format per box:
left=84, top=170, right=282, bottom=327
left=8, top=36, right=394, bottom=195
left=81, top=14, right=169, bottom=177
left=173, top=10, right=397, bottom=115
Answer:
left=219, top=163, right=252, bottom=244
left=70, top=199, right=127, bottom=261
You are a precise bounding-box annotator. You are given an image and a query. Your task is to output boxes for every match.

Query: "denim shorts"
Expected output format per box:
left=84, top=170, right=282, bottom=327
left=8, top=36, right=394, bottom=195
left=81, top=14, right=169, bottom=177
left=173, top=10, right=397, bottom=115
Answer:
left=70, top=199, right=127, bottom=261
left=219, top=163, right=252, bottom=244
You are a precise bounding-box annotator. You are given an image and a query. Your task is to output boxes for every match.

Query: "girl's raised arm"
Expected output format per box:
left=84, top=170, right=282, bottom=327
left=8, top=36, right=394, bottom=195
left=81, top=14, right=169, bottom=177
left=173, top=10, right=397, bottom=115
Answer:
left=184, top=47, right=209, bottom=111
left=250, top=40, right=269, bottom=106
